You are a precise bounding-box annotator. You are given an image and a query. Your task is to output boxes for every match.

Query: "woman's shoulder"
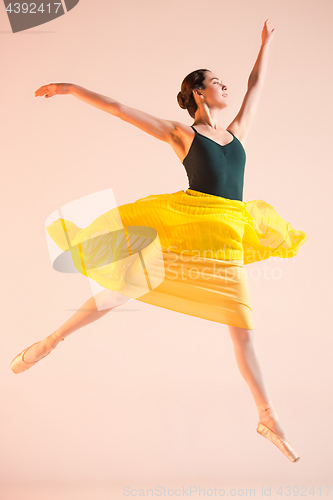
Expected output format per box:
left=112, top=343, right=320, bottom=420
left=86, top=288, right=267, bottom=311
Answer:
left=166, top=122, right=196, bottom=163
left=171, top=122, right=195, bottom=142
left=174, top=122, right=240, bottom=141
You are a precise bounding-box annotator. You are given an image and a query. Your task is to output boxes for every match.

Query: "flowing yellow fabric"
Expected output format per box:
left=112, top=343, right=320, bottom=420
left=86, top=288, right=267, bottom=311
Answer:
left=45, top=189, right=307, bottom=329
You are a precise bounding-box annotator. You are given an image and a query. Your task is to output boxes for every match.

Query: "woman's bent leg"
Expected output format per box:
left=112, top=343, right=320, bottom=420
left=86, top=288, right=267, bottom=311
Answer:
left=55, top=290, right=132, bottom=339
left=23, top=290, right=132, bottom=363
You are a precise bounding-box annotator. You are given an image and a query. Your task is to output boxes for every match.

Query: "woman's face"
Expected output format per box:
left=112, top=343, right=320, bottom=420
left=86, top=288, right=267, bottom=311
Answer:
left=196, top=71, right=228, bottom=109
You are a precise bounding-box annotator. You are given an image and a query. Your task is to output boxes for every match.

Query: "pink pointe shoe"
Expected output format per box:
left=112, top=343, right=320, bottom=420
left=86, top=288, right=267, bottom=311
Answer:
left=256, top=402, right=300, bottom=463
left=10, top=333, right=64, bottom=374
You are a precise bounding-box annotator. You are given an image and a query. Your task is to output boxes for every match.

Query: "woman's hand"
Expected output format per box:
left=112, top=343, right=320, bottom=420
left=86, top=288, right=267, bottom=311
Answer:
left=261, top=19, right=275, bottom=46
left=35, top=83, right=71, bottom=98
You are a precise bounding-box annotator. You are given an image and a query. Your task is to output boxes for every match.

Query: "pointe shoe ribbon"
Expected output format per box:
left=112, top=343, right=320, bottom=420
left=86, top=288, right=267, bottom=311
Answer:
left=10, top=337, right=64, bottom=374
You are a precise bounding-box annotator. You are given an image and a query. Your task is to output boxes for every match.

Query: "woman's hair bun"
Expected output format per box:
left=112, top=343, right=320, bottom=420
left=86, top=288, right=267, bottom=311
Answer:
left=177, top=69, right=210, bottom=118
left=177, top=91, right=188, bottom=110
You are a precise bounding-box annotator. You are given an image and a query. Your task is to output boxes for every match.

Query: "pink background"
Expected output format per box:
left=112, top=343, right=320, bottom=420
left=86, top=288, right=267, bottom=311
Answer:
left=1, top=0, right=332, bottom=498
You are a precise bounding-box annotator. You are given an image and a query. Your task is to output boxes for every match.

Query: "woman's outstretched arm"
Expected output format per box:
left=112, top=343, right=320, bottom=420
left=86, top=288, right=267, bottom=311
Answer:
left=35, top=83, right=181, bottom=143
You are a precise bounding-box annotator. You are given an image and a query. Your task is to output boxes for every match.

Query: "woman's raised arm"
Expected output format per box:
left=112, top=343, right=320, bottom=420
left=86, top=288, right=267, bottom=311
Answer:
left=34, top=83, right=180, bottom=143
left=227, top=19, right=276, bottom=144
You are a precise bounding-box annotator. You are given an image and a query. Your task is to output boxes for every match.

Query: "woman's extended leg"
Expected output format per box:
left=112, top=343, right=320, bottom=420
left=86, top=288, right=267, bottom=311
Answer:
left=228, top=325, right=290, bottom=442
left=11, top=290, right=132, bottom=371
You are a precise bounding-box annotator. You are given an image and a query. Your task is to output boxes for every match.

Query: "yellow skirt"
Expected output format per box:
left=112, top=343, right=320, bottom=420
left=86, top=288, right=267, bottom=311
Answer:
left=45, top=189, right=307, bottom=329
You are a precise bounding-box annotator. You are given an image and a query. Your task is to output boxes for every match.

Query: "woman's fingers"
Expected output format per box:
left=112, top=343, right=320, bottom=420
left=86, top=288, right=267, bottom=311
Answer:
left=35, top=83, right=71, bottom=97
left=35, top=85, right=49, bottom=97
left=35, top=83, right=58, bottom=97
left=261, top=18, right=275, bottom=45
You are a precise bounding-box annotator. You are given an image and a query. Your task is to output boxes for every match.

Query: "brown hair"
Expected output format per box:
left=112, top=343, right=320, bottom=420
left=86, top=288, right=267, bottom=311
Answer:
left=177, top=69, right=210, bottom=119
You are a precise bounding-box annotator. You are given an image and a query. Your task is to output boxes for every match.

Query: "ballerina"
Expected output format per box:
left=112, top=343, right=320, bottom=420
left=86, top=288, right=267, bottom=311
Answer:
left=10, top=19, right=305, bottom=463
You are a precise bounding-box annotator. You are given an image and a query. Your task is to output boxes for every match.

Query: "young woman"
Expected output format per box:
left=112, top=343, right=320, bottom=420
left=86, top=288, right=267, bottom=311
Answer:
left=10, top=20, right=306, bottom=463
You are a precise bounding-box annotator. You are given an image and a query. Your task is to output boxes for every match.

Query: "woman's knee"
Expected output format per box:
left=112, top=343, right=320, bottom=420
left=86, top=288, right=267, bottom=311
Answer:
left=228, top=324, right=255, bottom=344
left=94, top=289, right=133, bottom=310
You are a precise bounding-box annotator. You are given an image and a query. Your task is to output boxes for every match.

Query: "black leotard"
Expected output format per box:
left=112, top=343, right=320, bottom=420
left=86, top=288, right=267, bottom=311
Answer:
left=182, top=125, right=246, bottom=201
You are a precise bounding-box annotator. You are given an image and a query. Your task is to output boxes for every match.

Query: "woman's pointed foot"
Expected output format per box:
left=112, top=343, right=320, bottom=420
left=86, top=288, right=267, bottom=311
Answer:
left=10, top=331, right=65, bottom=374
left=256, top=402, right=300, bottom=463
left=257, top=402, right=290, bottom=442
